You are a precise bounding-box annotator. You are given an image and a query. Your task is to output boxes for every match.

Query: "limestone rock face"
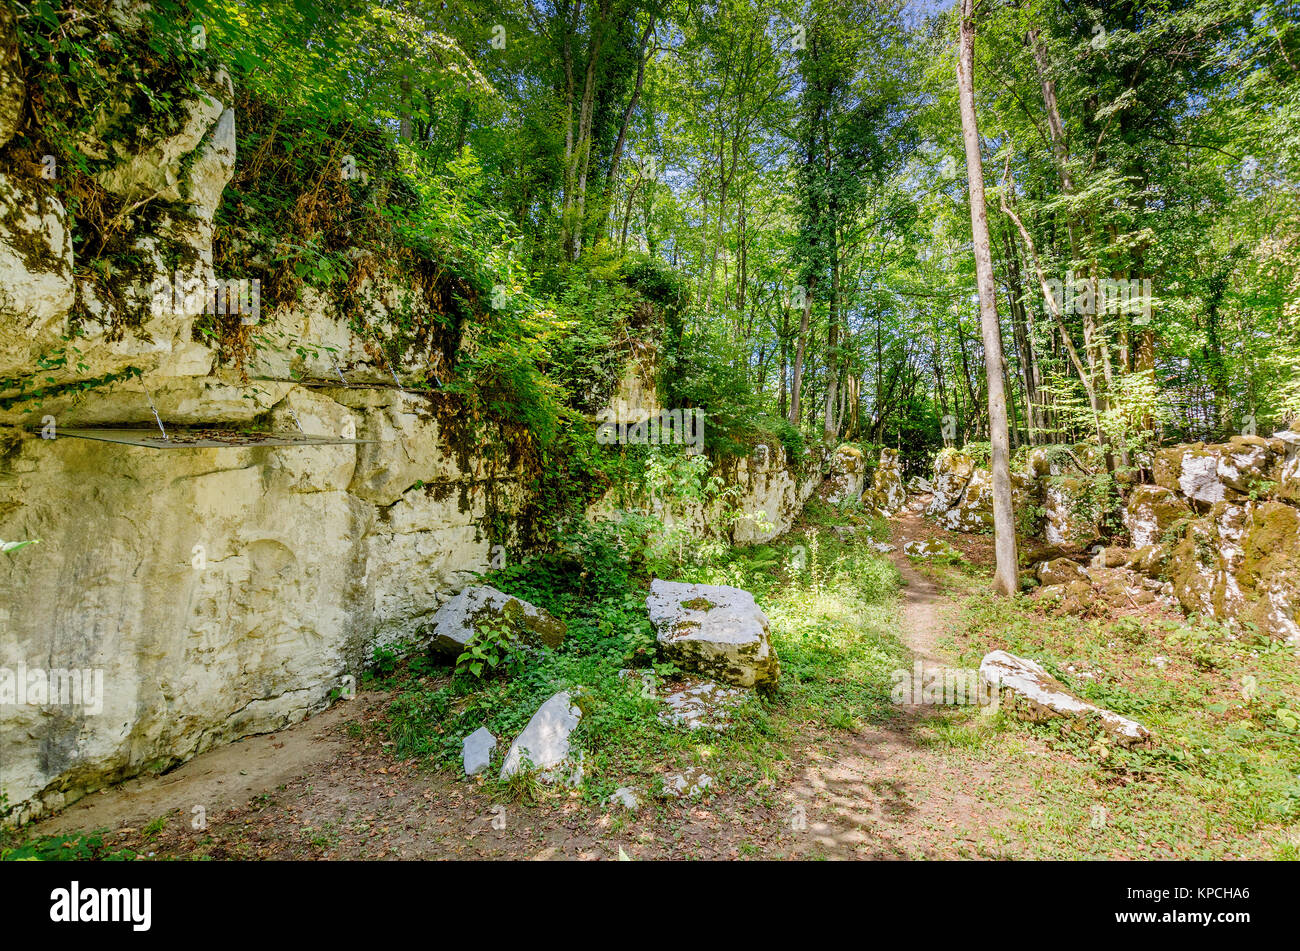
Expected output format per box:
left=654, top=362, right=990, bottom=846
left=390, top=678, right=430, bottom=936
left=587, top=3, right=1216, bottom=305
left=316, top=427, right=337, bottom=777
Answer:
left=586, top=440, right=819, bottom=548
left=1043, top=476, right=1099, bottom=548
left=941, top=468, right=993, bottom=533
left=1160, top=500, right=1300, bottom=644
left=646, top=579, right=779, bottom=688
left=1124, top=484, right=1191, bottom=548
left=0, top=390, right=530, bottom=826
left=426, top=585, right=566, bottom=657
left=823, top=444, right=865, bottom=505
left=1153, top=439, right=1282, bottom=508
left=865, top=447, right=907, bottom=516
left=500, top=691, right=583, bottom=785
left=927, top=448, right=975, bottom=516
left=979, top=651, right=1151, bottom=747
left=0, top=173, right=74, bottom=379
left=1274, top=429, right=1300, bottom=504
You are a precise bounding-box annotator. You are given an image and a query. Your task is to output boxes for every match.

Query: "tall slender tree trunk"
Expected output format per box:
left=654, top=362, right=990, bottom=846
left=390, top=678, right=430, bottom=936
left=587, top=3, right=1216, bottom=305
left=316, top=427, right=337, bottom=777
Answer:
left=789, top=275, right=815, bottom=426
left=959, top=0, right=1018, bottom=596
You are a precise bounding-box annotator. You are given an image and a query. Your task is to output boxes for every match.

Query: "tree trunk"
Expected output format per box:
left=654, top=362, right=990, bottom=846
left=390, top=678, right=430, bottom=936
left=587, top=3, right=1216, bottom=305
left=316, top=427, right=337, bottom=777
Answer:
left=959, top=0, right=1018, bottom=596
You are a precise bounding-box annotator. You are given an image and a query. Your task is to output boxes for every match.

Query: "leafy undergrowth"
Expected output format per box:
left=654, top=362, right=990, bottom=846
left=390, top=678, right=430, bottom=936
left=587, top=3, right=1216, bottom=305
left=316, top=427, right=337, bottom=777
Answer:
left=363, top=517, right=906, bottom=811
left=1, top=831, right=137, bottom=861
left=934, top=568, right=1300, bottom=859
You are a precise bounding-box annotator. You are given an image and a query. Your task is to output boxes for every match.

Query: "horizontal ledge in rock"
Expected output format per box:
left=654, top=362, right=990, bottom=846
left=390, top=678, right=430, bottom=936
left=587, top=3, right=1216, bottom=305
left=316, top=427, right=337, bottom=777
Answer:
left=44, top=428, right=379, bottom=449
left=249, top=376, right=434, bottom=395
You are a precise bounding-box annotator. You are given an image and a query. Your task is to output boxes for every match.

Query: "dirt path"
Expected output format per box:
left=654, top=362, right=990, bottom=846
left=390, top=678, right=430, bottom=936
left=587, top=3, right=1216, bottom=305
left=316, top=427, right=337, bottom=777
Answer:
left=780, top=506, right=1028, bottom=859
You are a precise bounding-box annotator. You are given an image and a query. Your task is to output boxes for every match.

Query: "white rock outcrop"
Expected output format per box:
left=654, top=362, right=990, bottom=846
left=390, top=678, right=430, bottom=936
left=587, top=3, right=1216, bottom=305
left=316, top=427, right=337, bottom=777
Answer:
left=646, top=580, right=780, bottom=688
left=979, top=650, right=1151, bottom=747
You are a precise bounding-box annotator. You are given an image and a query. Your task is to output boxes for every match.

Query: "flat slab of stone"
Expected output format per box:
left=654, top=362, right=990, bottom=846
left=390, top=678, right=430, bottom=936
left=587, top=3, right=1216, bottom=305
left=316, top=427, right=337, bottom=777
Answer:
left=427, top=585, right=566, bottom=657
left=659, top=766, right=713, bottom=799
left=462, top=726, right=496, bottom=776
left=903, top=538, right=962, bottom=562
left=500, top=691, right=583, bottom=785
left=608, top=787, right=640, bottom=810
left=646, top=579, right=779, bottom=688
left=979, top=650, right=1151, bottom=748
left=659, top=680, right=748, bottom=731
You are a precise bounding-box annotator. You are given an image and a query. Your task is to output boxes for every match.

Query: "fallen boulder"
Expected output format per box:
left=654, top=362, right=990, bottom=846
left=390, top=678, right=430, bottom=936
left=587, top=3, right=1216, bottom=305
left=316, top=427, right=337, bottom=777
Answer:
left=427, top=585, right=566, bottom=657
left=500, top=691, right=583, bottom=785
left=979, top=650, right=1151, bottom=748
left=646, top=579, right=780, bottom=688
left=462, top=726, right=496, bottom=777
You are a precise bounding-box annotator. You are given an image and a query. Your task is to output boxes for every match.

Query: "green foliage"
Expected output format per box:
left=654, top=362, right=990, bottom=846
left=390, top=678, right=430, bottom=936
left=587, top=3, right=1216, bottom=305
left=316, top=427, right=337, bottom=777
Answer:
left=1, top=832, right=136, bottom=862
left=455, top=618, right=525, bottom=680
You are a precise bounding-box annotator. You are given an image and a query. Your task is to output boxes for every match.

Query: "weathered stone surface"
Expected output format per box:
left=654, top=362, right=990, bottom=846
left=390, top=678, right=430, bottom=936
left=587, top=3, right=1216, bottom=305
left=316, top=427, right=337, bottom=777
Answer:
left=906, top=475, right=933, bottom=494
left=823, top=444, right=866, bottom=505
left=1273, top=428, right=1300, bottom=504
left=500, top=691, right=583, bottom=785
left=426, top=585, right=566, bottom=657
left=0, top=172, right=74, bottom=378
left=979, top=650, right=1152, bottom=747
left=1125, top=484, right=1191, bottom=548
left=646, top=579, right=779, bottom=688
left=1158, top=500, right=1300, bottom=644
left=1043, top=476, right=1099, bottom=548
left=1090, top=546, right=1134, bottom=569
left=926, top=448, right=975, bottom=516
left=865, top=447, right=907, bottom=516
left=1037, top=557, right=1087, bottom=587
left=462, top=726, right=496, bottom=777
left=660, top=766, right=713, bottom=799
left=940, top=468, right=993, bottom=533
left=903, top=537, right=963, bottom=562
left=659, top=680, right=748, bottom=731
left=0, top=389, right=530, bottom=826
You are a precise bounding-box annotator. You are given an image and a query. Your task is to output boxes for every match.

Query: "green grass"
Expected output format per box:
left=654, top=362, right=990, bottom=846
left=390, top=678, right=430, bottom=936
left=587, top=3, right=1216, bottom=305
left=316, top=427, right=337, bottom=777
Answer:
left=942, top=572, right=1300, bottom=859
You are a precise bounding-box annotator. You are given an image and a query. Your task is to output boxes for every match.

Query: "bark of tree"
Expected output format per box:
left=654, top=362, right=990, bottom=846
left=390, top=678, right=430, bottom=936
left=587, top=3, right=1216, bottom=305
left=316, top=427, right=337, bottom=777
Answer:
left=959, top=0, right=1018, bottom=596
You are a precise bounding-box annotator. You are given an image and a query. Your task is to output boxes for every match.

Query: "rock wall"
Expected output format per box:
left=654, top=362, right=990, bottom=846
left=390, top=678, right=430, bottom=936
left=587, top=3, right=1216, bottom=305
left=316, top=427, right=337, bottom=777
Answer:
left=1118, top=430, right=1300, bottom=643
left=0, top=14, right=529, bottom=824
left=922, top=427, right=1300, bottom=646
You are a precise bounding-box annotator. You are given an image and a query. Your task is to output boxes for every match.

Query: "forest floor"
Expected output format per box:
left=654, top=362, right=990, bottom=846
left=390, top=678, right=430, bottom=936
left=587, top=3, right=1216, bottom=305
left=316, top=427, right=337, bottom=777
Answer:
left=9, top=500, right=1300, bottom=861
